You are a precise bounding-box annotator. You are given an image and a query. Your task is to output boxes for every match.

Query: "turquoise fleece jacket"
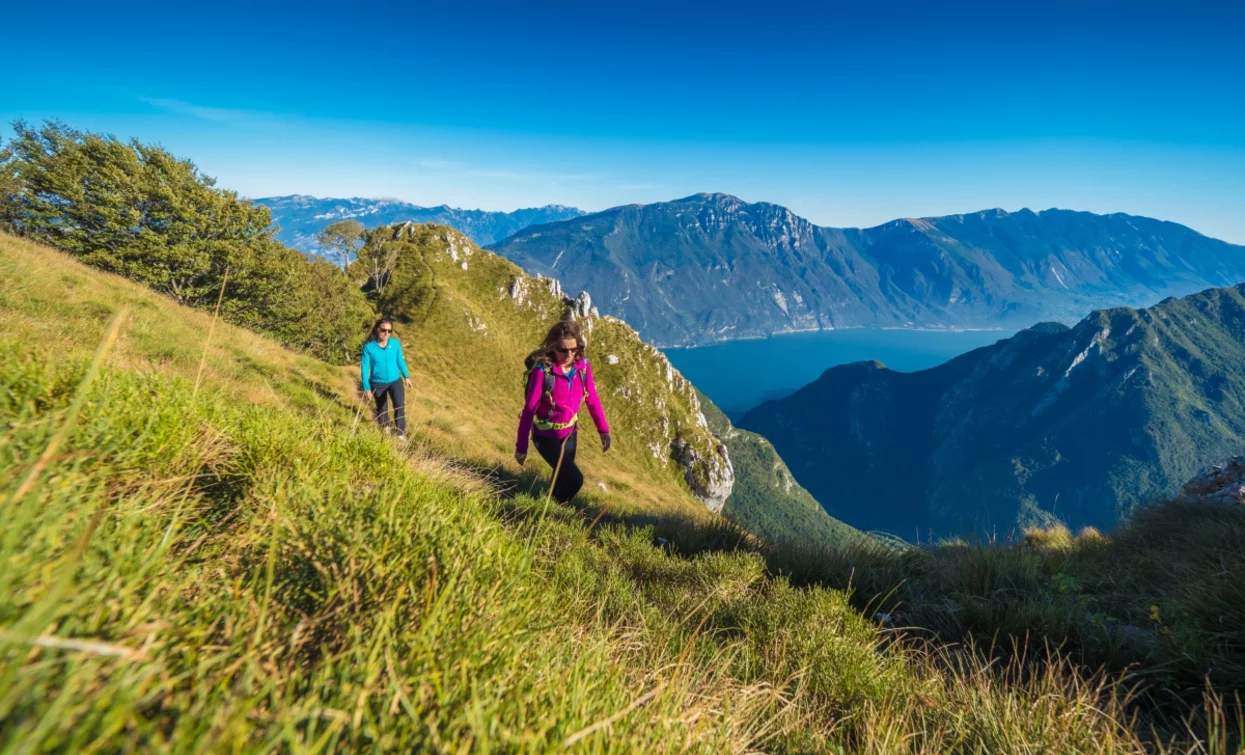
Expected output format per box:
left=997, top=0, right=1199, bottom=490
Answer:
left=360, top=338, right=410, bottom=391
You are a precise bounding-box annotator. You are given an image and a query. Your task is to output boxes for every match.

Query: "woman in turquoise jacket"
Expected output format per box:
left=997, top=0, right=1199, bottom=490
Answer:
left=361, top=318, right=412, bottom=440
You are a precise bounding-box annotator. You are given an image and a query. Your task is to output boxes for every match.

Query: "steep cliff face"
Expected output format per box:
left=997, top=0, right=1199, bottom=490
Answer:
left=490, top=193, right=1245, bottom=346
left=374, top=222, right=733, bottom=511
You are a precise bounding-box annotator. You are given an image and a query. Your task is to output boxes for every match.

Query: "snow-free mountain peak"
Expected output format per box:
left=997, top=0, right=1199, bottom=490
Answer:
left=255, top=195, right=587, bottom=250
left=488, top=193, right=1245, bottom=347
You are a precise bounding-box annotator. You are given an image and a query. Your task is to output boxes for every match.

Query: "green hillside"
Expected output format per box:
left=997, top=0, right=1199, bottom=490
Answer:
left=364, top=221, right=735, bottom=519
left=3, top=122, right=1241, bottom=751
left=741, top=286, right=1245, bottom=537
left=697, top=392, right=859, bottom=547
left=1, top=233, right=1182, bottom=753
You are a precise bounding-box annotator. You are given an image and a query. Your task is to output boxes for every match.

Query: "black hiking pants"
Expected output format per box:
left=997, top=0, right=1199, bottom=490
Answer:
left=533, top=429, right=582, bottom=503
left=372, top=380, right=406, bottom=434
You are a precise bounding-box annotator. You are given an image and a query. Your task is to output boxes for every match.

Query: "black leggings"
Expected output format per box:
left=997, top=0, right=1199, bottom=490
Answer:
left=372, top=380, right=406, bottom=433
left=532, top=430, right=583, bottom=503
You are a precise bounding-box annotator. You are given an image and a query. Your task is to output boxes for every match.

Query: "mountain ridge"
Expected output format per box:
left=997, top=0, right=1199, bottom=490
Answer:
left=488, top=193, right=1245, bottom=346
left=737, top=281, right=1245, bottom=537
left=254, top=195, right=587, bottom=251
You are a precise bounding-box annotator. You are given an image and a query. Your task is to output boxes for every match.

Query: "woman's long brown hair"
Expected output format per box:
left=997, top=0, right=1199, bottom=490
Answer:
left=536, top=319, right=585, bottom=368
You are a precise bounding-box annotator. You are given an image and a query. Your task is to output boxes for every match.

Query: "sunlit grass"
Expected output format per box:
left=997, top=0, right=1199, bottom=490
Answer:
left=2, top=233, right=1239, bottom=752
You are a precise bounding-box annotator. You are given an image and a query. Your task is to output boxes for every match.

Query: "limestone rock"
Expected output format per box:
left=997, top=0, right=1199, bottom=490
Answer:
left=535, top=275, right=562, bottom=301
left=508, top=276, right=529, bottom=305
left=1182, top=457, right=1245, bottom=504
left=671, top=434, right=735, bottom=513
left=564, top=290, right=593, bottom=319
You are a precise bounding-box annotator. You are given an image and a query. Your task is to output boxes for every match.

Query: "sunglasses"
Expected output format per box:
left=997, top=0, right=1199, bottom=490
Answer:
left=379, top=328, right=393, bottom=333
left=555, top=347, right=578, bottom=355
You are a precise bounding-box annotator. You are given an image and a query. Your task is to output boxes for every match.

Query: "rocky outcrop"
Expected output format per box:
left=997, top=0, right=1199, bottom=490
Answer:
left=672, top=434, right=735, bottom=513
left=567, top=290, right=592, bottom=319
left=507, top=276, right=529, bottom=304
left=1182, top=457, right=1245, bottom=504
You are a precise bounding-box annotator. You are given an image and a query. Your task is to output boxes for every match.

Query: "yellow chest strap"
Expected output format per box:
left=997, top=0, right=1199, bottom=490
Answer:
left=533, top=414, right=578, bottom=431
left=532, top=367, right=584, bottom=431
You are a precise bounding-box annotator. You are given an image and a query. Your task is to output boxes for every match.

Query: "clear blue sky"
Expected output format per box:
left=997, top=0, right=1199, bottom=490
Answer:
left=3, top=0, right=1243, bottom=242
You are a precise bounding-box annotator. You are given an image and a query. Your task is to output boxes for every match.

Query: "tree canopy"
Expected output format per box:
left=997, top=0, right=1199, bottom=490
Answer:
left=0, top=120, right=373, bottom=363
left=317, top=219, right=365, bottom=272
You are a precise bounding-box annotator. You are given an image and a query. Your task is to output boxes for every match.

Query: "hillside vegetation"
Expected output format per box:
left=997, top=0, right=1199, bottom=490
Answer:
left=2, top=233, right=1213, bottom=753
left=0, top=121, right=372, bottom=364
left=741, top=285, right=1245, bottom=536
left=785, top=503, right=1245, bottom=742
left=697, top=392, right=859, bottom=547
left=490, top=193, right=1245, bottom=346
left=366, top=221, right=736, bottom=518
left=2, top=122, right=1241, bottom=752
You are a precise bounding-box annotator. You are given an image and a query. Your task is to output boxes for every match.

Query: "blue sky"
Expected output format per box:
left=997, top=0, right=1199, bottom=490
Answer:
left=3, top=0, right=1243, bottom=241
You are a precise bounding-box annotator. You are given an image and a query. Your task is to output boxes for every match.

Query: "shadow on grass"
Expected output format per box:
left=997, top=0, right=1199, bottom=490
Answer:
left=436, top=448, right=763, bottom=561
left=382, top=418, right=1244, bottom=745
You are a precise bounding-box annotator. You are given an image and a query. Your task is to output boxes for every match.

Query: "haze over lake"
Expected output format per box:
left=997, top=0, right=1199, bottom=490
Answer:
left=664, top=329, right=1011, bottom=415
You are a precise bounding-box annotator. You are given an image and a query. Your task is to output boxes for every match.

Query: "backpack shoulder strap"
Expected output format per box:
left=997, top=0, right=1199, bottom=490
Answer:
left=528, top=363, right=556, bottom=416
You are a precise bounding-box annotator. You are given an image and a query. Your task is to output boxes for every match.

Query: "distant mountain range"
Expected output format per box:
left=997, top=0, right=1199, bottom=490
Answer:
left=488, top=193, right=1245, bottom=346
left=253, top=195, right=586, bottom=251
left=737, top=283, right=1245, bottom=537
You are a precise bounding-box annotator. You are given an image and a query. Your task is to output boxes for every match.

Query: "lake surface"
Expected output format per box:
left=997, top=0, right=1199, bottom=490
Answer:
left=664, top=329, right=1011, bottom=416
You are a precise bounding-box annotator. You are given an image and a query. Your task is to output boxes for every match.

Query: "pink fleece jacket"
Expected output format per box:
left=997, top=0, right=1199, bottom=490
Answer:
left=516, top=358, right=610, bottom=454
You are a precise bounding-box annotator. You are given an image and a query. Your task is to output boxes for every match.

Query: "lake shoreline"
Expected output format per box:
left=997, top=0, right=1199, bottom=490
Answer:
left=663, top=328, right=1013, bottom=415
left=661, top=324, right=1015, bottom=351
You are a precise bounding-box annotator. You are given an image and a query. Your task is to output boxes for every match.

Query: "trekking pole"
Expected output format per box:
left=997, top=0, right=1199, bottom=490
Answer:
left=350, top=387, right=368, bottom=433
left=546, top=434, right=569, bottom=503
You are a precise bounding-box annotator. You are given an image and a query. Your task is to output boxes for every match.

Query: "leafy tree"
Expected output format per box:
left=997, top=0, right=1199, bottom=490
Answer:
left=0, top=120, right=374, bottom=364
left=317, top=219, right=364, bottom=272
left=282, top=258, right=376, bottom=363
left=0, top=137, right=20, bottom=235
left=0, top=120, right=273, bottom=306
left=360, top=227, right=402, bottom=295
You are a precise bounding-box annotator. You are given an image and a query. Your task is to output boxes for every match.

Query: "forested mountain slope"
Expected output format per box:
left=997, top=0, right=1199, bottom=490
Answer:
left=740, top=284, right=1245, bottom=536
left=697, top=392, right=858, bottom=546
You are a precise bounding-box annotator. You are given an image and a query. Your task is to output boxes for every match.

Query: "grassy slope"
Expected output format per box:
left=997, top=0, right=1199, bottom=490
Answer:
left=371, top=223, right=732, bottom=522
left=0, top=233, right=1177, bottom=752
left=805, top=509, right=1245, bottom=720
left=697, top=391, right=860, bottom=547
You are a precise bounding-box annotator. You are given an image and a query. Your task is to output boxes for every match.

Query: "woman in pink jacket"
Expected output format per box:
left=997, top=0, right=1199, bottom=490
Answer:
left=515, top=320, right=611, bottom=503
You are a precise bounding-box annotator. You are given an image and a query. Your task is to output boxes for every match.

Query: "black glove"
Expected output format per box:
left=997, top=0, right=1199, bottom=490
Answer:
left=600, top=433, right=611, bottom=452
